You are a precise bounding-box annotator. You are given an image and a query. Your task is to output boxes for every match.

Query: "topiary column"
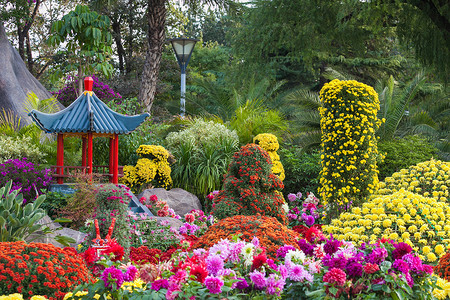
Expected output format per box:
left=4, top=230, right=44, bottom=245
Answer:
left=318, top=79, right=383, bottom=217
left=253, top=133, right=285, bottom=181
left=211, top=144, right=287, bottom=225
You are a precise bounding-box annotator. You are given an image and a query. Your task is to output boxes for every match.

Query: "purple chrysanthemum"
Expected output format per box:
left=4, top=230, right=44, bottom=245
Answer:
left=289, top=264, right=308, bottom=282
left=323, top=254, right=347, bottom=269
left=101, top=266, right=124, bottom=290
left=151, top=279, right=169, bottom=291
left=206, top=254, right=225, bottom=276
left=392, top=242, right=412, bottom=260
left=346, top=262, right=363, bottom=278
left=124, top=265, right=137, bottom=281
left=323, top=237, right=341, bottom=255
left=204, top=276, right=224, bottom=294
left=297, top=239, right=315, bottom=256
left=277, top=245, right=296, bottom=259
left=393, top=259, right=410, bottom=274
left=236, top=277, right=249, bottom=289
left=265, top=274, right=285, bottom=296
left=366, top=247, right=388, bottom=264
left=249, top=270, right=266, bottom=289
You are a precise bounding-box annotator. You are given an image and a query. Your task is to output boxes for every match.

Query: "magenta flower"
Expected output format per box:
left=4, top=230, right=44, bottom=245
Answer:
left=249, top=270, right=266, bottom=289
left=204, top=276, right=224, bottom=294
left=101, top=266, right=124, bottom=290
left=206, top=254, right=224, bottom=276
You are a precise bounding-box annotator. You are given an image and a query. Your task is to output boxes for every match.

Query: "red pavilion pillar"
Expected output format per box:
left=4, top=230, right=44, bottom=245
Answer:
left=56, top=133, right=64, bottom=184
left=112, top=134, right=119, bottom=184
left=109, top=136, right=114, bottom=183
left=87, top=132, right=93, bottom=182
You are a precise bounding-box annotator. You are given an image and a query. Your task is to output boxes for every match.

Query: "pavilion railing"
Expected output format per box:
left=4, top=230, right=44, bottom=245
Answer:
left=50, top=165, right=124, bottom=181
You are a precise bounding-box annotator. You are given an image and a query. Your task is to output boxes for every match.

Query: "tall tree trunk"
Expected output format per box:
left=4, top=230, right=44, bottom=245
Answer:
left=17, top=26, right=25, bottom=61
left=111, top=18, right=125, bottom=73
left=126, top=0, right=134, bottom=74
left=138, top=0, right=166, bottom=113
left=26, top=31, right=33, bottom=74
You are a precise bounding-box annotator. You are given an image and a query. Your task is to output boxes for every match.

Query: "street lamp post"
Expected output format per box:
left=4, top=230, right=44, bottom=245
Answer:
left=169, top=37, right=199, bottom=117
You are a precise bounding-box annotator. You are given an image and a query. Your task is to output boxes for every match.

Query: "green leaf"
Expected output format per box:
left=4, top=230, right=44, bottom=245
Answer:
left=71, top=17, right=77, bottom=30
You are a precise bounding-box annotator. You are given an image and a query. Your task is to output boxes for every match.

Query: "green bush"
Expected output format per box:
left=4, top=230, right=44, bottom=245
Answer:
left=279, top=145, right=321, bottom=196
left=0, top=135, right=46, bottom=164
left=377, top=135, right=438, bottom=179
left=166, top=118, right=239, bottom=198
left=41, top=191, right=69, bottom=220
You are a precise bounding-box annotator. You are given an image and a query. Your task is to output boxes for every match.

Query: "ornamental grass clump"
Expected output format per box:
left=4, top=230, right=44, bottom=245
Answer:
left=324, top=190, right=450, bottom=263
left=318, top=79, right=383, bottom=216
left=378, top=159, right=449, bottom=202
left=0, top=241, right=92, bottom=300
left=253, top=133, right=285, bottom=181
left=195, top=215, right=300, bottom=260
left=211, top=144, right=287, bottom=224
left=121, top=145, right=173, bottom=193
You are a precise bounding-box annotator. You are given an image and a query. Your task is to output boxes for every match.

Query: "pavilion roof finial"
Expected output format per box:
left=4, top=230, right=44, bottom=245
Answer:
left=84, top=77, right=94, bottom=92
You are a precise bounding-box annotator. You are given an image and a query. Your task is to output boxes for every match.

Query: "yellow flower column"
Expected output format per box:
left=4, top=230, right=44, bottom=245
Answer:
left=253, top=133, right=285, bottom=181
left=318, top=79, right=383, bottom=215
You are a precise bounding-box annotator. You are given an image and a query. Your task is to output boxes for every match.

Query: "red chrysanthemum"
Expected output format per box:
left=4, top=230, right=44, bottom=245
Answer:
left=251, top=253, right=267, bottom=271
left=363, top=263, right=380, bottom=274
left=101, top=240, right=124, bottom=261
left=190, top=265, right=208, bottom=283
left=323, top=267, right=347, bottom=286
left=82, top=247, right=99, bottom=265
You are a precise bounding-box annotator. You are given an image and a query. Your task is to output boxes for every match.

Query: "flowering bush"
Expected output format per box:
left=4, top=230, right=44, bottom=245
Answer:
left=0, top=242, right=92, bottom=300
left=178, top=209, right=215, bottom=237
left=303, top=237, right=437, bottom=299
left=324, top=190, right=450, bottom=262
left=90, top=185, right=131, bottom=251
left=137, top=194, right=179, bottom=219
left=378, top=159, right=449, bottom=202
left=287, top=191, right=325, bottom=228
left=121, top=145, right=173, bottom=193
left=0, top=158, right=51, bottom=203
left=253, top=133, right=285, bottom=181
left=0, top=135, right=46, bottom=165
left=52, top=75, right=121, bottom=107
left=211, top=144, right=287, bottom=224
left=434, top=252, right=450, bottom=281
left=318, top=79, right=383, bottom=216
left=195, top=215, right=300, bottom=260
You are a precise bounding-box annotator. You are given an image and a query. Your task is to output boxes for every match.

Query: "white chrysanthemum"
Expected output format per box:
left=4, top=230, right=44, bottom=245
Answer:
left=285, top=249, right=306, bottom=265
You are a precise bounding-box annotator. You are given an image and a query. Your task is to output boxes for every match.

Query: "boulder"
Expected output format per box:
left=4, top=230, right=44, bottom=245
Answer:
left=138, top=188, right=202, bottom=217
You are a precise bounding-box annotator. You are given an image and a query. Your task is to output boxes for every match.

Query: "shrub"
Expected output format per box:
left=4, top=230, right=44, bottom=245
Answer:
left=0, top=158, right=52, bottom=203
left=92, top=184, right=131, bottom=251
left=279, top=146, right=321, bottom=196
left=166, top=118, right=239, bottom=198
left=323, top=190, right=450, bottom=263
left=194, top=215, right=300, bottom=260
left=253, top=133, right=285, bottom=181
left=52, top=75, right=121, bottom=107
left=41, top=192, right=69, bottom=220
left=0, top=241, right=92, bottom=299
left=58, top=175, right=99, bottom=230
left=318, top=79, right=383, bottom=216
left=120, top=145, right=173, bottom=193
left=0, top=135, right=46, bottom=165
left=378, top=135, right=437, bottom=180
left=211, top=144, right=287, bottom=224
left=434, top=252, right=450, bottom=281
left=378, top=159, right=449, bottom=202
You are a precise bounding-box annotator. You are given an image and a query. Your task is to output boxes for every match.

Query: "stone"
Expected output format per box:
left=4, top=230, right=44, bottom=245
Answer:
left=138, top=188, right=202, bottom=217
left=154, top=216, right=183, bottom=229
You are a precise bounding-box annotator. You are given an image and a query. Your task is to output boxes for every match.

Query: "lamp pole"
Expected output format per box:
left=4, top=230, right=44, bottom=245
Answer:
left=169, top=37, right=199, bottom=117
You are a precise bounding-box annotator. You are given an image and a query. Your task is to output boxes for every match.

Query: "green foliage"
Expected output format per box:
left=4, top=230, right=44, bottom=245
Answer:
left=0, top=181, right=74, bottom=246
left=48, top=4, right=113, bottom=84
left=229, top=99, right=289, bottom=145
left=23, top=91, right=60, bottom=115
left=41, top=191, right=69, bottom=220
left=0, top=135, right=46, bottom=164
left=211, top=144, right=287, bottom=224
left=94, top=184, right=131, bottom=251
left=166, top=118, right=239, bottom=198
left=378, top=135, right=438, bottom=180
left=279, top=145, right=321, bottom=196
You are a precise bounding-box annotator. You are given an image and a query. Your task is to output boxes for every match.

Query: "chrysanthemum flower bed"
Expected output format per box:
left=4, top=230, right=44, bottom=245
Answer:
left=324, top=190, right=450, bottom=262
left=378, top=159, right=449, bottom=202
left=195, top=215, right=300, bottom=261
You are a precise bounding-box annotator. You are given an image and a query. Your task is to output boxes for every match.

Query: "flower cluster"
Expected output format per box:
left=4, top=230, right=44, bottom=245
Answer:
left=0, top=135, right=46, bottom=165
left=195, top=215, right=300, bottom=260
left=52, top=75, right=121, bottom=107
left=0, top=242, right=92, bottom=300
left=0, top=295, right=49, bottom=300
left=306, top=237, right=435, bottom=298
left=211, top=144, right=287, bottom=224
left=287, top=191, right=325, bottom=228
left=433, top=276, right=450, bottom=299
left=178, top=209, right=215, bottom=236
left=253, top=133, right=285, bottom=181
left=138, top=194, right=180, bottom=219
left=378, top=159, right=449, bottom=202
left=318, top=79, right=383, bottom=214
left=0, top=158, right=51, bottom=203
left=434, top=252, right=450, bottom=281
left=121, top=145, right=173, bottom=191
left=323, top=190, right=450, bottom=262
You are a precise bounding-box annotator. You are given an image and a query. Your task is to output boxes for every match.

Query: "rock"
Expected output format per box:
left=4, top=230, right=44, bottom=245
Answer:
left=26, top=215, right=88, bottom=248
left=154, top=216, right=183, bottom=229
left=138, top=188, right=202, bottom=217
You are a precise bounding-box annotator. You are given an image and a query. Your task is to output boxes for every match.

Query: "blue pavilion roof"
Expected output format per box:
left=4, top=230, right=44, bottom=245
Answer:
left=29, top=92, right=149, bottom=134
